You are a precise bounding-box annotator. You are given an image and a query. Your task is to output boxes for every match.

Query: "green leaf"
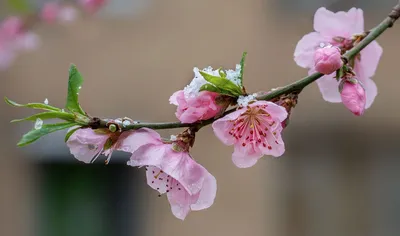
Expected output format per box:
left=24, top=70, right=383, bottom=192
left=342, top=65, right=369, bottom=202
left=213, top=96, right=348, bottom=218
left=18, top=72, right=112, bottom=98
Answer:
left=11, top=112, right=75, bottom=123
left=66, top=64, right=85, bottom=115
left=17, top=122, right=76, bottom=147
left=218, top=68, right=226, bottom=78
left=239, top=51, right=247, bottom=85
left=199, top=71, right=243, bottom=96
left=7, top=0, right=31, bottom=13
left=64, top=126, right=81, bottom=142
left=5, top=97, right=61, bottom=112
left=199, top=84, right=223, bottom=93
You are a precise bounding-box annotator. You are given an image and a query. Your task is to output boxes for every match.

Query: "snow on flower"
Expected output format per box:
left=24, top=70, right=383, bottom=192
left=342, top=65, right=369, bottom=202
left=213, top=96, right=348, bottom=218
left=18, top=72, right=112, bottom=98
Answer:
left=125, top=128, right=217, bottom=220
left=212, top=101, right=288, bottom=168
left=170, top=64, right=242, bottom=123
left=294, top=7, right=382, bottom=109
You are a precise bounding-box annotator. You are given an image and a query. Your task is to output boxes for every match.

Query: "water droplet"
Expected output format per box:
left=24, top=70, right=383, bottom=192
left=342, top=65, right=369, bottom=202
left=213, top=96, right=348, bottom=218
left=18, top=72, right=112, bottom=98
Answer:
left=34, top=118, right=43, bottom=130
left=122, top=120, right=131, bottom=127
left=78, top=86, right=82, bottom=89
left=44, top=98, right=49, bottom=105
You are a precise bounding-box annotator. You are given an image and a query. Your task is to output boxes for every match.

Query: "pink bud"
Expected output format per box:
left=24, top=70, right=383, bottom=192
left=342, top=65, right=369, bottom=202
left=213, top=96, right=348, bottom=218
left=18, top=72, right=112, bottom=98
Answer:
left=41, top=3, right=60, bottom=24
left=340, top=79, right=366, bottom=116
left=314, top=46, right=343, bottom=75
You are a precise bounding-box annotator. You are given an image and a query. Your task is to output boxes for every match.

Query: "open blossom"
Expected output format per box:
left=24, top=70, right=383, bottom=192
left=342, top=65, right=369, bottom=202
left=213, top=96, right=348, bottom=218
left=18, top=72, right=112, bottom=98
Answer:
left=125, top=128, right=217, bottom=220
left=169, top=90, right=222, bottom=123
left=314, top=46, right=343, bottom=74
left=340, top=78, right=366, bottom=116
left=212, top=101, right=288, bottom=168
left=294, top=7, right=382, bottom=109
left=66, top=127, right=134, bottom=164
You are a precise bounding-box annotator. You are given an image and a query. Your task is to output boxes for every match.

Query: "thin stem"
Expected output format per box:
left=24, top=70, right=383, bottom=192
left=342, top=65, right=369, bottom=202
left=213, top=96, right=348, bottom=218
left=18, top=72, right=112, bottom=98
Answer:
left=97, top=2, right=400, bottom=132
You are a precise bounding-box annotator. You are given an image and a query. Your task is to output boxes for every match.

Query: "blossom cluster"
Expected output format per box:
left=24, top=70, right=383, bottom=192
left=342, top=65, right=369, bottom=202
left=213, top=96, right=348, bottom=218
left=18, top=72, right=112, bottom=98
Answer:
left=0, top=0, right=107, bottom=70
left=6, top=6, right=389, bottom=220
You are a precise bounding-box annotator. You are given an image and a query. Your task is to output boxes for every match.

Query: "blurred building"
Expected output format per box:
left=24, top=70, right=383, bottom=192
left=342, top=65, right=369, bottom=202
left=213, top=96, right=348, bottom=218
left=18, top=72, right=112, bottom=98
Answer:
left=1, top=0, right=400, bottom=236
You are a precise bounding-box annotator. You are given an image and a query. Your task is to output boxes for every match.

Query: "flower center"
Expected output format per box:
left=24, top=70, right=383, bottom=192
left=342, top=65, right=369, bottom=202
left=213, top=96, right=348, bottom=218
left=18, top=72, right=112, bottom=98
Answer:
left=229, top=105, right=280, bottom=150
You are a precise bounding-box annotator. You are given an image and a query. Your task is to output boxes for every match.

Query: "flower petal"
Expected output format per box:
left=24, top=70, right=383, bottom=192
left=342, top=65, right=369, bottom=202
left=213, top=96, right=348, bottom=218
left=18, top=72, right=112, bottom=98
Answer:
left=127, top=143, right=167, bottom=167
left=314, top=70, right=342, bottom=103
left=257, top=101, right=288, bottom=122
left=363, top=78, right=378, bottom=109
left=167, top=187, right=193, bottom=220
left=231, top=145, right=261, bottom=168
left=314, top=7, right=364, bottom=36
left=117, top=128, right=162, bottom=153
left=294, top=32, right=324, bottom=68
left=359, top=41, right=383, bottom=77
left=212, top=109, right=244, bottom=146
left=191, top=171, right=217, bottom=211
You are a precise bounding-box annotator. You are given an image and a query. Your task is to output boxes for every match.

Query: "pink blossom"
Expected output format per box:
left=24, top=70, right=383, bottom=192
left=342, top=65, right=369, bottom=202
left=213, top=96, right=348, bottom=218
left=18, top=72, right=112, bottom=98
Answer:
left=0, top=41, right=15, bottom=70
left=126, top=128, right=217, bottom=220
left=170, top=90, right=223, bottom=123
left=340, top=79, right=366, bottom=116
left=294, top=7, right=382, bottom=109
left=41, top=2, right=61, bottom=24
left=58, top=6, right=78, bottom=23
left=212, top=101, right=288, bottom=168
left=66, top=127, right=134, bottom=164
left=14, top=32, right=40, bottom=52
left=314, top=46, right=343, bottom=74
left=79, top=0, right=107, bottom=13
left=0, top=17, right=23, bottom=39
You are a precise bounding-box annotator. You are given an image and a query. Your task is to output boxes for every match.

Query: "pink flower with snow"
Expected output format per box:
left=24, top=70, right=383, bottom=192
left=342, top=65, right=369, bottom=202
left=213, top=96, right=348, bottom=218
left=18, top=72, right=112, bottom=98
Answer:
left=41, top=2, right=60, bottom=24
left=294, top=7, right=382, bottom=109
left=340, top=78, right=366, bottom=116
left=125, top=128, right=217, bottom=220
left=169, top=90, right=223, bottom=123
left=79, top=0, right=107, bottom=13
left=66, top=127, right=134, bottom=164
left=314, top=46, right=343, bottom=74
left=212, top=101, right=288, bottom=168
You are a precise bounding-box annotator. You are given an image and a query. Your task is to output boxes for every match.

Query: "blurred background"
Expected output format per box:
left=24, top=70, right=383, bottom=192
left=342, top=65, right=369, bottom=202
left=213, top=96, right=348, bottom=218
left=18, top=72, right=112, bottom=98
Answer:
left=1, top=0, right=400, bottom=236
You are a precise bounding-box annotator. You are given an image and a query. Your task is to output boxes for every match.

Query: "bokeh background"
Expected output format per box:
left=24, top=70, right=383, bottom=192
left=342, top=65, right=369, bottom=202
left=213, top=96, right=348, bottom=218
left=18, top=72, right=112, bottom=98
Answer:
left=1, top=0, right=400, bottom=236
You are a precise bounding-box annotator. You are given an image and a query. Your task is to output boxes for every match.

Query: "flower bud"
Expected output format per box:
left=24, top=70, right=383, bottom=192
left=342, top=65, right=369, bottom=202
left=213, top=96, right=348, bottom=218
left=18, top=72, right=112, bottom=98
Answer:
left=314, top=46, right=343, bottom=74
left=41, top=3, right=60, bottom=24
left=339, top=78, right=366, bottom=116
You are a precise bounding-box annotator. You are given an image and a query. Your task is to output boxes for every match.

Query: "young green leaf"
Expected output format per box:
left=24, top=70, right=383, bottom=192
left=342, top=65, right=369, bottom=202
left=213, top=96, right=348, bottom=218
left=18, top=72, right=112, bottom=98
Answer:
left=66, top=64, right=85, bottom=115
left=5, top=97, right=61, bottom=112
left=199, top=84, right=223, bottom=93
left=7, top=0, right=31, bottom=13
left=17, top=122, right=77, bottom=147
left=11, top=112, right=75, bottom=123
left=239, top=51, right=247, bottom=85
left=199, top=71, right=243, bottom=96
left=64, top=126, right=81, bottom=142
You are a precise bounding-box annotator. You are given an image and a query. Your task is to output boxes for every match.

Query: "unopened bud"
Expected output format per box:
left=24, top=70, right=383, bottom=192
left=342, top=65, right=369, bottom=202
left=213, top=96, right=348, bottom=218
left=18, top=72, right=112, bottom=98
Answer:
left=108, top=124, right=117, bottom=132
left=339, top=78, right=366, bottom=116
left=314, top=46, right=343, bottom=75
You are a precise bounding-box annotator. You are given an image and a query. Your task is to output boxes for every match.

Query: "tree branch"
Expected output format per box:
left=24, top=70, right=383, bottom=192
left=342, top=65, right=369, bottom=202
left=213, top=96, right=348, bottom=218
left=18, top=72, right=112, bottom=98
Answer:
left=95, top=2, right=400, bottom=132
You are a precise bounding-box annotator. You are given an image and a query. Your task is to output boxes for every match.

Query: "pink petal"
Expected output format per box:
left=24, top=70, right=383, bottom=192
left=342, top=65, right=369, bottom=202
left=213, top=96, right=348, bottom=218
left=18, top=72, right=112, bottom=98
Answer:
left=167, top=186, right=194, bottom=220
left=145, top=166, right=169, bottom=194
left=169, top=90, right=182, bottom=106
left=190, top=172, right=217, bottom=211
left=359, top=41, right=383, bottom=77
left=66, top=128, right=109, bottom=163
left=232, top=145, right=262, bottom=168
left=161, top=149, right=207, bottom=195
left=314, top=69, right=342, bottom=103
left=261, top=128, right=285, bottom=157
left=259, top=101, right=288, bottom=122
left=294, top=32, right=324, bottom=68
left=212, top=109, right=244, bottom=146
left=116, top=128, right=162, bottom=153
left=314, top=7, right=364, bottom=36
left=363, top=78, right=378, bottom=109
left=127, top=143, right=167, bottom=167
